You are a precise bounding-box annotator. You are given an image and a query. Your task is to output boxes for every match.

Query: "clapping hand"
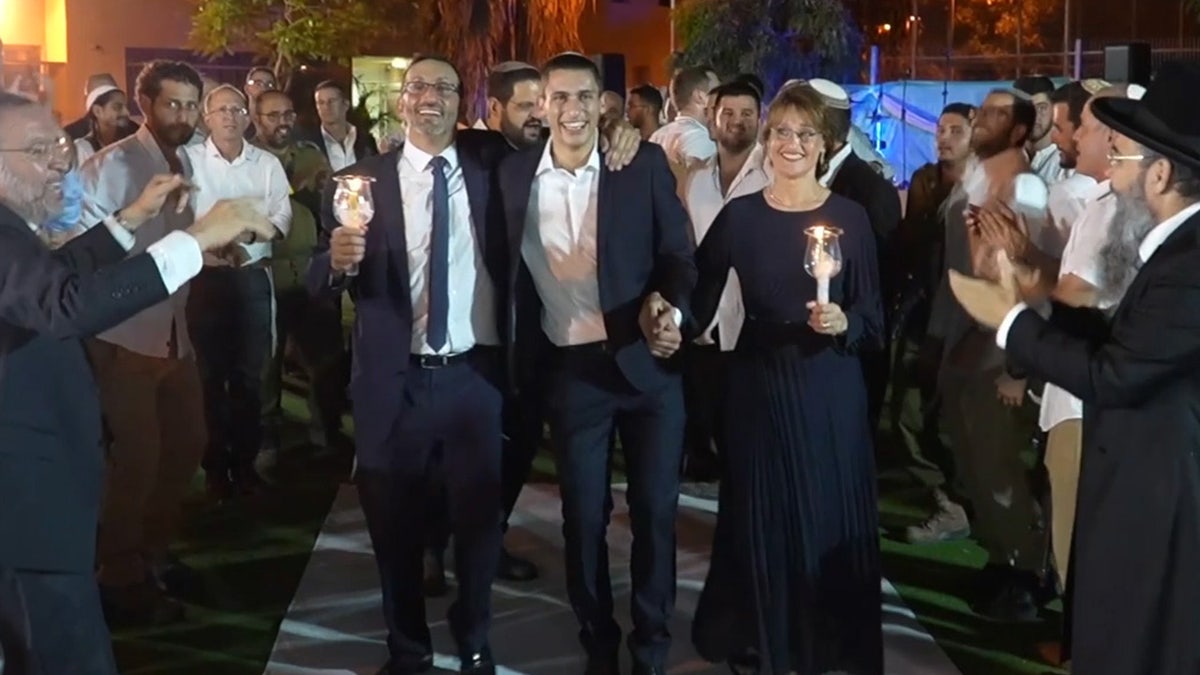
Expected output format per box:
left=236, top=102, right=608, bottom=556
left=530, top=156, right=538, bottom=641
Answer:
left=640, top=292, right=683, bottom=358
left=948, top=250, right=1022, bottom=330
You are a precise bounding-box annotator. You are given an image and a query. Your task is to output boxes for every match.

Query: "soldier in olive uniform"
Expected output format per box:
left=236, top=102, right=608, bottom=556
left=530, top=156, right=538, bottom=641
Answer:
left=251, top=89, right=349, bottom=459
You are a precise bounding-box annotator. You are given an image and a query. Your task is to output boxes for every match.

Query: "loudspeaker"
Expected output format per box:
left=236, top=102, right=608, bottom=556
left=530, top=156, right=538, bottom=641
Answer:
left=1104, top=43, right=1152, bottom=86
left=591, top=53, right=626, bottom=95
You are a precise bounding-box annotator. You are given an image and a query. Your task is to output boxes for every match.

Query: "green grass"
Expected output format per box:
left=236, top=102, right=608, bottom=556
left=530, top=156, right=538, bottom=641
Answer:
left=110, top=380, right=1064, bottom=674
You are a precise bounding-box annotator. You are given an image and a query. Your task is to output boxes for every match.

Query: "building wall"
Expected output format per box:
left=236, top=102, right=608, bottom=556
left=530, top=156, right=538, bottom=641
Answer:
left=579, top=0, right=672, bottom=89
left=61, top=0, right=194, bottom=118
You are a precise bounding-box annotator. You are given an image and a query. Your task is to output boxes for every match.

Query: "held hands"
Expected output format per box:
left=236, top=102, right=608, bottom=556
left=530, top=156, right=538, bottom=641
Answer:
left=186, top=198, right=276, bottom=254
left=121, top=174, right=194, bottom=229
left=329, top=225, right=367, bottom=273
left=806, top=301, right=849, bottom=335
left=598, top=118, right=641, bottom=171
left=640, top=292, right=682, bottom=358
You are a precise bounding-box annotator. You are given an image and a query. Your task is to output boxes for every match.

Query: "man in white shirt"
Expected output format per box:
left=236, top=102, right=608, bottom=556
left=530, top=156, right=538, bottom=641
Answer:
left=79, top=60, right=212, bottom=626
left=313, top=80, right=379, bottom=171
left=679, top=80, right=768, bottom=482
left=950, top=62, right=1200, bottom=674
left=0, top=91, right=275, bottom=675
left=183, top=84, right=290, bottom=499
left=498, top=52, right=694, bottom=675
left=649, top=65, right=718, bottom=169
left=1042, top=80, right=1105, bottom=256
left=1014, top=76, right=1062, bottom=184
left=1034, top=84, right=1140, bottom=602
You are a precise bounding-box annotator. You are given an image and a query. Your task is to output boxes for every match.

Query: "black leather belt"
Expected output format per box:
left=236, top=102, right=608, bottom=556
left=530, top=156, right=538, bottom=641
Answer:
left=410, top=352, right=473, bottom=369
left=556, top=341, right=611, bottom=355
left=409, top=346, right=497, bottom=369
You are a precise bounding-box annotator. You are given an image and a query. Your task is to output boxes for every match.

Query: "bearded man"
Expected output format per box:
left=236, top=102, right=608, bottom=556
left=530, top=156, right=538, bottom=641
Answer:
left=951, top=61, right=1200, bottom=675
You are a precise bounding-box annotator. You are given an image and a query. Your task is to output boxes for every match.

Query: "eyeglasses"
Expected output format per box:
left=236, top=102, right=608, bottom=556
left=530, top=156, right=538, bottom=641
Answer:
left=772, top=127, right=822, bottom=145
left=1107, top=150, right=1145, bottom=166
left=0, top=136, right=73, bottom=165
left=402, top=81, right=460, bottom=97
left=207, top=105, right=248, bottom=118
left=247, top=78, right=277, bottom=90
left=260, top=111, right=297, bottom=124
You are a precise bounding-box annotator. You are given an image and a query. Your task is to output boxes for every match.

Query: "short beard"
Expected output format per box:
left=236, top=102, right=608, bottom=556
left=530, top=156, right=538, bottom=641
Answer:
left=0, top=164, right=56, bottom=226
left=1098, top=176, right=1156, bottom=304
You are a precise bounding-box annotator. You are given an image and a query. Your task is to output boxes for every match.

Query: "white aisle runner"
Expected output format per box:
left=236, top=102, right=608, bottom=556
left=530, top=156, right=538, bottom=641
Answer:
left=264, top=484, right=962, bottom=674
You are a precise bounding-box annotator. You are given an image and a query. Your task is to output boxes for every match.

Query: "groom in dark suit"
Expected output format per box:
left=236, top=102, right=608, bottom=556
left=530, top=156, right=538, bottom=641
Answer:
left=949, top=61, right=1200, bottom=675
left=497, top=52, right=695, bottom=675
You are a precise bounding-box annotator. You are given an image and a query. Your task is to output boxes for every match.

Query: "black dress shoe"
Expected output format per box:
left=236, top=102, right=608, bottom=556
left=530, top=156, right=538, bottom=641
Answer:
left=377, top=654, right=434, bottom=675
left=150, top=555, right=203, bottom=599
left=584, top=649, right=619, bottom=675
left=423, top=550, right=448, bottom=598
left=632, top=664, right=665, bottom=675
left=496, top=547, right=538, bottom=582
left=459, top=646, right=495, bottom=673
left=973, top=571, right=1040, bottom=622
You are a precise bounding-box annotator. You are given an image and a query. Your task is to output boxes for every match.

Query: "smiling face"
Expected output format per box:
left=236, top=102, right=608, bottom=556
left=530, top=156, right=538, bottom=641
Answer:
left=400, top=58, right=461, bottom=144
left=0, top=104, right=72, bottom=224
left=543, top=66, right=601, bottom=153
left=1051, top=101, right=1080, bottom=168
left=713, top=94, right=758, bottom=154
left=765, top=107, right=826, bottom=181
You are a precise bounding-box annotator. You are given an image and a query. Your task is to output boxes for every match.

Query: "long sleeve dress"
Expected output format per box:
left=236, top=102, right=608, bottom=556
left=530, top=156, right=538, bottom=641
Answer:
left=689, top=191, right=885, bottom=674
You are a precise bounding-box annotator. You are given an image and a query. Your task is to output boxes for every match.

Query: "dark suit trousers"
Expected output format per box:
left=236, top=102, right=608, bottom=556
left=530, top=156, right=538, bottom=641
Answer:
left=356, top=352, right=503, bottom=664
left=188, top=266, right=274, bottom=477
left=10, top=570, right=117, bottom=674
left=545, top=347, right=685, bottom=667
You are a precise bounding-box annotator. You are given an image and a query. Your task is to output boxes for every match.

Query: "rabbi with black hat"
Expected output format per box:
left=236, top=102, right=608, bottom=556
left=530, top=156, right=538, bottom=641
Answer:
left=949, top=61, right=1200, bottom=675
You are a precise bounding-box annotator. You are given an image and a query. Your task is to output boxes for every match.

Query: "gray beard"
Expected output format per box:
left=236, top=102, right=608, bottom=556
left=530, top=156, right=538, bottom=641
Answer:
left=1098, top=180, right=1156, bottom=304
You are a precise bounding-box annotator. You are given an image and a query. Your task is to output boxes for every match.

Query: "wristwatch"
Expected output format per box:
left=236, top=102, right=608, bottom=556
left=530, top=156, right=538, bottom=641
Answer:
left=110, top=210, right=136, bottom=233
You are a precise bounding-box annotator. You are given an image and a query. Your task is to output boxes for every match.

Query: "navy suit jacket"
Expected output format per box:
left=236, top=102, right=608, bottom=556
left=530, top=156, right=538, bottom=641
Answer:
left=306, top=130, right=511, bottom=464
left=497, top=139, right=696, bottom=395
left=0, top=206, right=169, bottom=572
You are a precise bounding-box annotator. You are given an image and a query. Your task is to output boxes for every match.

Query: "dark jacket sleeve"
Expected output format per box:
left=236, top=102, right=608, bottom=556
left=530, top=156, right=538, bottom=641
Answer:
left=645, top=144, right=697, bottom=321
left=50, top=223, right=128, bottom=274
left=1007, top=259, right=1200, bottom=408
left=0, top=223, right=168, bottom=339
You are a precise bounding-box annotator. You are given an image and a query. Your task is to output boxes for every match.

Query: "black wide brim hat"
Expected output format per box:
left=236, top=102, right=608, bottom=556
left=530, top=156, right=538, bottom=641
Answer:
left=1092, top=61, right=1200, bottom=172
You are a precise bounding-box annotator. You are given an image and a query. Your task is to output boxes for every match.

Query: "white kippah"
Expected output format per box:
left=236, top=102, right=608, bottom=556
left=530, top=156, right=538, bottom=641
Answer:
left=85, top=84, right=120, bottom=111
left=1127, top=83, right=1147, bottom=100
left=802, top=78, right=851, bottom=110
left=493, top=61, right=537, bottom=73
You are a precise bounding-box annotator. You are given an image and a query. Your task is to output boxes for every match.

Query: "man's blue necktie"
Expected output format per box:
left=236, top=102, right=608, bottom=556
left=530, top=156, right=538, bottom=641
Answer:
left=427, top=155, right=450, bottom=352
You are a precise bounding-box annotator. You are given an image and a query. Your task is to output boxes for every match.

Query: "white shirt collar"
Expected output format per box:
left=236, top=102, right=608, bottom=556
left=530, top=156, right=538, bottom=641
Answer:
left=471, top=119, right=489, bottom=130
left=819, top=142, right=854, bottom=187
left=1085, top=178, right=1113, bottom=202
left=401, top=138, right=460, bottom=173
left=1139, top=201, right=1200, bottom=263
left=703, top=143, right=766, bottom=194
left=203, top=135, right=257, bottom=164
left=322, top=124, right=357, bottom=146
left=536, top=138, right=600, bottom=177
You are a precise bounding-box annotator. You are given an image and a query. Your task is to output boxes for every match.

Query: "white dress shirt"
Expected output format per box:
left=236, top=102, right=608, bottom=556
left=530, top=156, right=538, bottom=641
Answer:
left=398, top=140, right=498, bottom=355
left=998, top=200, right=1200, bottom=350
left=1038, top=179, right=1118, bottom=431
left=322, top=125, right=359, bottom=172
left=1030, top=144, right=1064, bottom=185
left=74, top=137, right=97, bottom=166
left=521, top=140, right=608, bottom=346
left=683, top=145, right=769, bottom=350
left=1044, top=171, right=1096, bottom=257
left=184, top=137, right=291, bottom=265
left=80, top=125, right=197, bottom=358
left=648, top=114, right=716, bottom=166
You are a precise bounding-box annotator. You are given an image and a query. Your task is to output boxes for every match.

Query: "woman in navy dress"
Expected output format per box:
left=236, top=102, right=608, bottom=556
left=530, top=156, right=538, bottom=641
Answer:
left=690, top=85, right=885, bottom=674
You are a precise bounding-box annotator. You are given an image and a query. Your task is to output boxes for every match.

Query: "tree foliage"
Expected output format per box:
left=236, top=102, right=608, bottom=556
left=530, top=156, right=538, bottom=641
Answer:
left=189, top=0, right=386, bottom=83
left=955, top=0, right=1061, bottom=56
left=676, top=0, right=863, bottom=97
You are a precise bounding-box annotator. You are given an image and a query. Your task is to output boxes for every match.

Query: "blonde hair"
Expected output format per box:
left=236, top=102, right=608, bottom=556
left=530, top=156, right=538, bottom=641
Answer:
left=763, top=85, right=836, bottom=175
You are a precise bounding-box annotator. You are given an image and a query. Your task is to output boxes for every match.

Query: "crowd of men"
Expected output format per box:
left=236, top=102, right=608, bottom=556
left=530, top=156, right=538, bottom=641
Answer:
left=0, top=46, right=1198, bottom=675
